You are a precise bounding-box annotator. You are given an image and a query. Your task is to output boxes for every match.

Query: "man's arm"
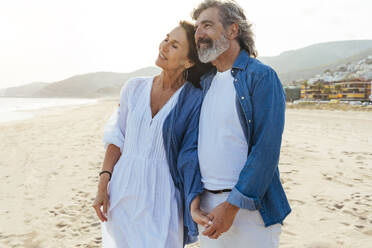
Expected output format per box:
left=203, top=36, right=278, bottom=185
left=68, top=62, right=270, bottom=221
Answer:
left=203, top=68, right=286, bottom=238
left=226, top=68, right=285, bottom=209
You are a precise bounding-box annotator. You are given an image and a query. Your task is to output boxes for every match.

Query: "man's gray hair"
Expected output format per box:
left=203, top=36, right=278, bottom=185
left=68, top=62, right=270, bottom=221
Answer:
left=192, top=0, right=258, bottom=57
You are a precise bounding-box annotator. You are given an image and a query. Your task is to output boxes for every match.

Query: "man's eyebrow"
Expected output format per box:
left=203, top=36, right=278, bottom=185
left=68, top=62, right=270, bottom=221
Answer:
left=200, top=20, right=214, bottom=25
left=195, top=20, right=214, bottom=29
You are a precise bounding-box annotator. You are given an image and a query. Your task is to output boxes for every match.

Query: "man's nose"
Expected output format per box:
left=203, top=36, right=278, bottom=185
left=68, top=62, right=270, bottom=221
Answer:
left=195, top=26, right=203, bottom=41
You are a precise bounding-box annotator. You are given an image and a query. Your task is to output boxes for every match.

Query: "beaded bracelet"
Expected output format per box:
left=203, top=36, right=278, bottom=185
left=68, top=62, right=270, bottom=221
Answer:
left=99, top=170, right=112, bottom=180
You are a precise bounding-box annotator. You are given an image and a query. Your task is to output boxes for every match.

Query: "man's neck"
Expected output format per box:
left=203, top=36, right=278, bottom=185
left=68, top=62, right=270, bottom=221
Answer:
left=212, top=41, right=241, bottom=72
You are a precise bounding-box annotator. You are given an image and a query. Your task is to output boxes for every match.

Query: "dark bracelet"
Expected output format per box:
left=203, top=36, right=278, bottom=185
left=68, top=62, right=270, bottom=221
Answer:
left=99, top=170, right=112, bottom=180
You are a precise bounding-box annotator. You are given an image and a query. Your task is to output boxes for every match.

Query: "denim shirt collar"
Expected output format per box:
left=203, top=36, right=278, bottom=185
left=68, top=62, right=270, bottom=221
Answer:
left=200, top=50, right=251, bottom=93
left=200, top=49, right=251, bottom=81
left=232, top=49, right=251, bottom=71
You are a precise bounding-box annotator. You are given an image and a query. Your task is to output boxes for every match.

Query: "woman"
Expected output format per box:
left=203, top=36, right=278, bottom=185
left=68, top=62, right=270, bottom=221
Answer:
left=92, top=21, right=213, bottom=247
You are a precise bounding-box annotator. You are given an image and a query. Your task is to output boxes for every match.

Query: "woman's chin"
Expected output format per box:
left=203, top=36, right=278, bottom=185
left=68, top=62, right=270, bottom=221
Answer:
left=155, top=59, right=166, bottom=70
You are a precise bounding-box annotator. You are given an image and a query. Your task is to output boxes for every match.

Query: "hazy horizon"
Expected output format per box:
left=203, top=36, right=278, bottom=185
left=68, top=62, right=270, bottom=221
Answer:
left=1, top=0, right=372, bottom=88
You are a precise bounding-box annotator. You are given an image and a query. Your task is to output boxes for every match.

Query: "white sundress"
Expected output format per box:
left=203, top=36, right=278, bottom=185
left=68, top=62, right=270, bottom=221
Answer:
left=101, top=77, right=184, bottom=248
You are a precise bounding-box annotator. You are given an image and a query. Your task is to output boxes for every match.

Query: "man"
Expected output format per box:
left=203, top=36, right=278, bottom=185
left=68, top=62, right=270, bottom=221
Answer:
left=191, top=0, right=291, bottom=247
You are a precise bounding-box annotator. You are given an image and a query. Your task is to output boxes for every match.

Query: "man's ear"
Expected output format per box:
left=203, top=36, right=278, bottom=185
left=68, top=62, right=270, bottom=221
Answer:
left=228, top=23, right=239, bottom=40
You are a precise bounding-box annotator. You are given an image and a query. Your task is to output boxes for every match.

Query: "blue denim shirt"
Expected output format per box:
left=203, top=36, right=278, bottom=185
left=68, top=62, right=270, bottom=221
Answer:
left=199, top=50, right=291, bottom=227
left=162, top=81, right=204, bottom=245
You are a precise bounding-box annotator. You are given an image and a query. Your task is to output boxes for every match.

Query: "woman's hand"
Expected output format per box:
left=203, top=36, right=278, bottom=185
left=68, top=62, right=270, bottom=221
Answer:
left=92, top=190, right=110, bottom=222
left=92, top=175, right=110, bottom=222
left=190, top=195, right=212, bottom=228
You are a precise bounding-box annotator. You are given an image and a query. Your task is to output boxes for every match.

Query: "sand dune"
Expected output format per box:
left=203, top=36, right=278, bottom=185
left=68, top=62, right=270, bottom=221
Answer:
left=0, top=102, right=371, bottom=247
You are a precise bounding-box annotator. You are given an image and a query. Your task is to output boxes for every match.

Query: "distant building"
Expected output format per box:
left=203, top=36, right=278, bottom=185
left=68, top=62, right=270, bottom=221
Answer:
left=301, top=79, right=371, bottom=101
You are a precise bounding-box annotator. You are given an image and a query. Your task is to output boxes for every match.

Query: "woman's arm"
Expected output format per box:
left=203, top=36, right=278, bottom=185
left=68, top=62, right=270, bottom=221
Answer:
left=92, top=80, right=135, bottom=221
left=190, top=195, right=211, bottom=228
left=93, top=144, right=121, bottom=222
left=177, top=94, right=210, bottom=233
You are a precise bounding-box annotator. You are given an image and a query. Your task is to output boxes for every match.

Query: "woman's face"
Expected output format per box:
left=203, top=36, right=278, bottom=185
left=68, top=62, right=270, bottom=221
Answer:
left=155, top=26, right=193, bottom=71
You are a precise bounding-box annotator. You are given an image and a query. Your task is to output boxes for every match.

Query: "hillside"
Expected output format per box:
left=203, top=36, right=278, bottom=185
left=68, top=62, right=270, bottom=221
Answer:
left=0, top=82, right=48, bottom=97
left=1, top=67, right=160, bottom=98
left=259, top=40, right=372, bottom=84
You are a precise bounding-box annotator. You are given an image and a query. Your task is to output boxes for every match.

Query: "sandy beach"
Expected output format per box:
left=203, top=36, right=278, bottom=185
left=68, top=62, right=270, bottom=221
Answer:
left=0, top=100, right=371, bottom=247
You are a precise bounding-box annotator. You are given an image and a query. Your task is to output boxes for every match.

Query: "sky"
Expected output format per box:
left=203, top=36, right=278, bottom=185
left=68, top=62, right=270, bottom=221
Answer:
left=1, top=0, right=372, bottom=88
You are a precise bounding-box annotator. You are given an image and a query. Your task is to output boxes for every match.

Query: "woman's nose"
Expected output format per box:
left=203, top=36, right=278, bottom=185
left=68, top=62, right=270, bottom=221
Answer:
left=163, top=45, right=168, bottom=52
left=161, top=41, right=170, bottom=51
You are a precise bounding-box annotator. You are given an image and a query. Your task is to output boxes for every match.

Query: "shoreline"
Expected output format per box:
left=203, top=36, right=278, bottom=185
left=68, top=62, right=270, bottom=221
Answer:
left=1, top=99, right=370, bottom=126
left=0, top=98, right=116, bottom=125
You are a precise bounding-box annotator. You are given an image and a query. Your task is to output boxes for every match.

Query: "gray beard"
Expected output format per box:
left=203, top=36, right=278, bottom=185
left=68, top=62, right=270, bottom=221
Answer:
left=197, top=34, right=230, bottom=63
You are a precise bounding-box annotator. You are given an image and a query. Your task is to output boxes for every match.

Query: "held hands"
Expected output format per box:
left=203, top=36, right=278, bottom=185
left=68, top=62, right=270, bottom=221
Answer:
left=201, top=201, right=239, bottom=239
left=190, top=196, right=212, bottom=228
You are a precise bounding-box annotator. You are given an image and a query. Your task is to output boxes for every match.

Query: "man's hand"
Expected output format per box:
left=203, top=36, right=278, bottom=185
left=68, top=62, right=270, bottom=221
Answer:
left=202, top=201, right=239, bottom=239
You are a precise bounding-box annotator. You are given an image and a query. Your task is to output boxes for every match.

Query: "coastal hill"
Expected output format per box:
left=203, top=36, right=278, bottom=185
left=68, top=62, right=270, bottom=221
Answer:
left=1, top=40, right=372, bottom=98
left=259, top=40, right=372, bottom=83
left=1, top=67, right=160, bottom=98
left=33, top=67, right=160, bottom=98
left=0, top=82, right=48, bottom=97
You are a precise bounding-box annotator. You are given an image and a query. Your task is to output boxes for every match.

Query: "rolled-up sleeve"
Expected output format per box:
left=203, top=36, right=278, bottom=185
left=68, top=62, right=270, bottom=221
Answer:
left=103, top=83, right=131, bottom=153
left=227, top=69, right=286, bottom=210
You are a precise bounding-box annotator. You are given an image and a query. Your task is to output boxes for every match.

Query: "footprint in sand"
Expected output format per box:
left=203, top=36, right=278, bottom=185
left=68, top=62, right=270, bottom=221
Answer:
left=355, top=155, right=366, bottom=160
left=307, top=241, right=336, bottom=248
left=290, top=199, right=305, bottom=205
left=334, top=203, right=344, bottom=209
left=353, top=178, right=363, bottom=182
left=279, top=162, right=292, bottom=165
left=54, top=203, right=64, bottom=210
left=280, top=178, right=293, bottom=184
left=54, top=233, right=66, bottom=239
left=322, top=173, right=333, bottom=181
left=56, top=220, right=69, bottom=229
left=91, top=222, right=100, bottom=227
left=283, top=230, right=296, bottom=236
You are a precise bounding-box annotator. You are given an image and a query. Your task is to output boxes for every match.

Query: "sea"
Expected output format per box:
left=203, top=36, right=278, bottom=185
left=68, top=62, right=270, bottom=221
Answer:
left=0, top=97, right=98, bottom=123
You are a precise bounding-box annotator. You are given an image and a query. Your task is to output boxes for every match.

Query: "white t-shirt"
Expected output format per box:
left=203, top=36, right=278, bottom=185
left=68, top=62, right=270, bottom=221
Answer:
left=198, top=69, right=248, bottom=190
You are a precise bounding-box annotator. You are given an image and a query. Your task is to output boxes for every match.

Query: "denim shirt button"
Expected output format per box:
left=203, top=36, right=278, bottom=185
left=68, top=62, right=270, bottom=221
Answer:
left=248, top=119, right=251, bottom=123
left=241, top=96, right=245, bottom=100
left=234, top=78, right=238, bottom=82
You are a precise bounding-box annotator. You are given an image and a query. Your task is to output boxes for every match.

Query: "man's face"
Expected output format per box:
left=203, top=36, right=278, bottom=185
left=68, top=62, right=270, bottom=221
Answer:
left=194, top=7, right=230, bottom=63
